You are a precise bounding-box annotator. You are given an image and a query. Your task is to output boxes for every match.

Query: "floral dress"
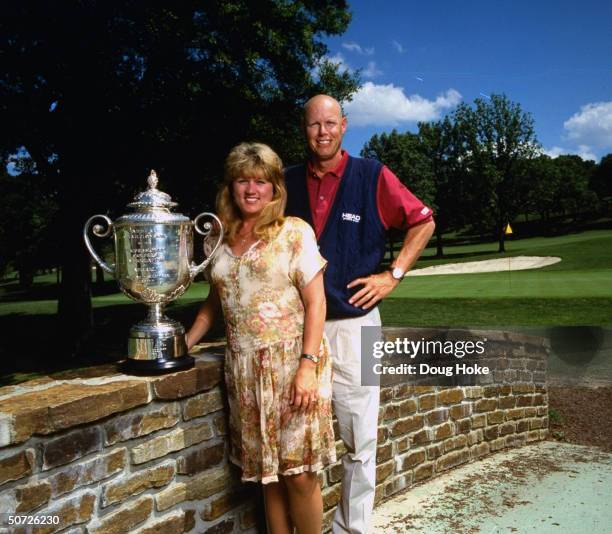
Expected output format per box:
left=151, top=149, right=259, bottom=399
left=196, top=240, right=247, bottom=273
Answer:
left=209, top=216, right=336, bottom=484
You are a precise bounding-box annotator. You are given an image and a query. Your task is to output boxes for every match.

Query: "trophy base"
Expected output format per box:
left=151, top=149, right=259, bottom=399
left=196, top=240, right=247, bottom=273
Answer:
left=122, top=321, right=194, bottom=375
left=121, top=354, right=195, bottom=374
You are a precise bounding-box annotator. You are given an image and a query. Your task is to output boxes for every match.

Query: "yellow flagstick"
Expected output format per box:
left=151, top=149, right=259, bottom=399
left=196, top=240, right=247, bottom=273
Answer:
left=504, top=223, right=513, bottom=288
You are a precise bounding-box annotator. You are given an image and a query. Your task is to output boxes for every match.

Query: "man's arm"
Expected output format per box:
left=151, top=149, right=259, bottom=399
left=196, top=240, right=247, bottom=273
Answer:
left=347, top=218, right=435, bottom=309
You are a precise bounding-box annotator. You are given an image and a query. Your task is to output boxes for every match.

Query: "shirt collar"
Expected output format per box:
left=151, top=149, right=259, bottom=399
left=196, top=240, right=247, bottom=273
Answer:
left=307, top=150, right=349, bottom=179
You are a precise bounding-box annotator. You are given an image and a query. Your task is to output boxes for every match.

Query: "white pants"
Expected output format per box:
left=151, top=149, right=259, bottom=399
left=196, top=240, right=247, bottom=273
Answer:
left=325, top=308, right=381, bottom=534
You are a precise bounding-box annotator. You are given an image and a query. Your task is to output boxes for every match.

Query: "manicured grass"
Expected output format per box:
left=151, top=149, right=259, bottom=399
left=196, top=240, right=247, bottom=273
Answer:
left=417, top=229, right=612, bottom=270
left=395, top=270, right=612, bottom=299
left=0, top=299, right=58, bottom=315
left=1, top=229, right=610, bottom=383
left=380, top=298, right=612, bottom=327
left=383, top=229, right=612, bottom=325
left=1, top=230, right=611, bottom=326
left=0, top=278, right=210, bottom=316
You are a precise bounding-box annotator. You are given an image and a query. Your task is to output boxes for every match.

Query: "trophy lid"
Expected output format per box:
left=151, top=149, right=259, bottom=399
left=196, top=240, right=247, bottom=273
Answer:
left=116, top=170, right=190, bottom=225
left=128, top=170, right=178, bottom=210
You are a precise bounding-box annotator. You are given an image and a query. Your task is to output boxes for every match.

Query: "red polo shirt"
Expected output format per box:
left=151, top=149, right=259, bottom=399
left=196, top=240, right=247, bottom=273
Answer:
left=306, top=150, right=433, bottom=238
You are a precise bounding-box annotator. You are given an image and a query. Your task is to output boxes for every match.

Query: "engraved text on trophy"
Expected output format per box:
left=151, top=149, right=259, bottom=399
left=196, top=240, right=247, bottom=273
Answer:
left=116, top=224, right=191, bottom=302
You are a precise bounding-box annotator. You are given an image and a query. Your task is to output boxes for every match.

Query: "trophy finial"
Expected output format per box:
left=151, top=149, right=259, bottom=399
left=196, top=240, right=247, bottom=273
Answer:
left=129, top=169, right=176, bottom=210
left=148, top=170, right=158, bottom=190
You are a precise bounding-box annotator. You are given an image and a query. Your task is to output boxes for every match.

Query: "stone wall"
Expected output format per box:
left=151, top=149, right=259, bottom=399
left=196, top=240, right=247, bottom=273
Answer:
left=0, top=330, right=549, bottom=533
left=318, top=328, right=550, bottom=528
left=0, top=356, right=257, bottom=534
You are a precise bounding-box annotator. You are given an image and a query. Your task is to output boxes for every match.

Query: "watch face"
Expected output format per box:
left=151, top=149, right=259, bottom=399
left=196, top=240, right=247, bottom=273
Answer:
left=392, top=267, right=404, bottom=280
left=302, top=353, right=319, bottom=363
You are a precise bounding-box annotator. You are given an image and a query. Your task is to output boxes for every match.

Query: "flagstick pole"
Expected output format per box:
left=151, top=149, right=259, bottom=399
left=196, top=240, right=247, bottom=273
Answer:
left=504, top=222, right=513, bottom=289
left=508, top=255, right=511, bottom=289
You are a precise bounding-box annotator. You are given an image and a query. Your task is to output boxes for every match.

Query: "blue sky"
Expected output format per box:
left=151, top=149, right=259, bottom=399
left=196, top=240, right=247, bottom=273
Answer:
left=323, top=0, right=612, bottom=162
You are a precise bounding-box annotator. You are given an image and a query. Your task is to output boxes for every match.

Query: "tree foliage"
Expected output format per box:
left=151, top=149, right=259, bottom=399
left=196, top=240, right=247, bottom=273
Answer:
left=360, top=94, right=609, bottom=257
left=361, top=122, right=473, bottom=257
left=361, top=129, right=435, bottom=206
left=0, top=161, right=59, bottom=284
left=452, top=94, right=539, bottom=251
left=590, top=153, right=612, bottom=200
left=523, top=155, right=562, bottom=221
left=553, top=155, right=596, bottom=215
left=417, top=118, right=471, bottom=256
left=361, top=93, right=541, bottom=256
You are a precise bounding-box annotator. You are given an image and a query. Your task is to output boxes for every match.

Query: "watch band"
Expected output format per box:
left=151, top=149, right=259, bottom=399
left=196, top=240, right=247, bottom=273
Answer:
left=300, top=353, right=320, bottom=364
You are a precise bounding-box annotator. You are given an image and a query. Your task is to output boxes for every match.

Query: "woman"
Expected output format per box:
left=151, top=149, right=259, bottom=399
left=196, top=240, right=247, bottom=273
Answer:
left=186, top=142, right=335, bottom=534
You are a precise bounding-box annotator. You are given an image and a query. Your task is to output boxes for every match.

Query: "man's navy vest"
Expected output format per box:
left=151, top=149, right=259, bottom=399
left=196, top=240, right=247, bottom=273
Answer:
left=285, top=156, right=386, bottom=319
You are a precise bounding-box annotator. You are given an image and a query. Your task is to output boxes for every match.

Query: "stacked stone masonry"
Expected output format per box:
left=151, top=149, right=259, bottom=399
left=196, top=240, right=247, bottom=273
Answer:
left=0, top=330, right=549, bottom=533
left=0, top=359, right=257, bottom=534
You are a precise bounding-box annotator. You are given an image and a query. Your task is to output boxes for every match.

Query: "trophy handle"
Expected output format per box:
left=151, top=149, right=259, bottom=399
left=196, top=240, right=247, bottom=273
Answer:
left=83, top=215, right=116, bottom=275
left=190, top=212, right=224, bottom=279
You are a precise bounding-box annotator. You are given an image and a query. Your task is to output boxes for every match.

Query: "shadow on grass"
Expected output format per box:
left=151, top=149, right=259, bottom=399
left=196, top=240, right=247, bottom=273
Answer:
left=0, top=300, right=222, bottom=387
left=0, top=279, right=121, bottom=303
left=414, top=215, right=612, bottom=255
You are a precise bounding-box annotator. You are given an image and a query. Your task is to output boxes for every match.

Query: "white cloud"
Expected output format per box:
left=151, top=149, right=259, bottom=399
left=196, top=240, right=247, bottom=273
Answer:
left=563, top=101, right=612, bottom=148
left=343, top=82, right=462, bottom=127
left=542, top=146, right=564, bottom=158
left=362, top=61, right=383, bottom=79
left=392, top=40, right=405, bottom=54
left=542, top=145, right=597, bottom=162
left=577, top=145, right=597, bottom=161
left=323, top=53, right=352, bottom=74
left=342, top=41, right=374, bottom=56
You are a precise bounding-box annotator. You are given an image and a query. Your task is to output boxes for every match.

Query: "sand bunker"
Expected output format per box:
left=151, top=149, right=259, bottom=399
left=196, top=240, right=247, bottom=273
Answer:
left=407, top=256, right=561, bottom=276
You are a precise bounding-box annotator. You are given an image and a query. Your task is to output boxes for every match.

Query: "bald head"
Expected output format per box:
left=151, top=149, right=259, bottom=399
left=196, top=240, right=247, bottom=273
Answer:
left=304, top=94, right=343, bottom=120
left=303, top=94, right=347, bottom=167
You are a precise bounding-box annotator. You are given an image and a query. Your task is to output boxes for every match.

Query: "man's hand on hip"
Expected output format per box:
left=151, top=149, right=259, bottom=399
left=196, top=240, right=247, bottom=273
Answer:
left=347, top=271, right=399, bottom=309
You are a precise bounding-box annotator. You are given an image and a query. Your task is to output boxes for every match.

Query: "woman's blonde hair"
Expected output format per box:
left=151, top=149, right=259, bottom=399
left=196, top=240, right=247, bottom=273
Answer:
left=216, top=142, right=287, bottom=243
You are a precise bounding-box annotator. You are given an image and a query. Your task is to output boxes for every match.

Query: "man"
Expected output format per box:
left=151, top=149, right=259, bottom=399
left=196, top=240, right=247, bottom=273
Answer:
left=285, top=94, right=435, bottom=534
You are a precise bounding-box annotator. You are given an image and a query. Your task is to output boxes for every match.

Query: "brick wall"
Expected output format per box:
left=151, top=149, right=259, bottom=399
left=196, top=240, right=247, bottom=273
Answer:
left=0, top=330, right=549, bottom=533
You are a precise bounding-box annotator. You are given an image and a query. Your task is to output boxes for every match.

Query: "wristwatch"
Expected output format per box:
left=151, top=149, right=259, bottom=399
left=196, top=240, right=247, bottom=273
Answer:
left=301, top=353, right=320, bottom=364
left=389, top=265, right=405, bottom=281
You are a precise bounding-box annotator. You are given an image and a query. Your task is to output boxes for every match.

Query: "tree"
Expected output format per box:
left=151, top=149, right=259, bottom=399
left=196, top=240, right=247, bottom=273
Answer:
left=360, top=129, right=435, bottom=206
left=361, top=129, right=435, bottom=258
left=524, top=155, right=562, bottom=223
left=0, top=158, right=59, bottom=285
left=591, top=153, right=612, bottom=201
left=1, top=1, right=359, bottom=356
left=361, top=121, right=474, bottom=258
left=553, top=155, right=596, bottom=217
left=453, top=94, right=539, bottom=252
left=417, top=117, right=470, bottom=257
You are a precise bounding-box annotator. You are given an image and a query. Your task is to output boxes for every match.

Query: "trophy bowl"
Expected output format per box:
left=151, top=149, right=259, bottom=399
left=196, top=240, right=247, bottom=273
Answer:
left=84, top=170, right=223, bottom=373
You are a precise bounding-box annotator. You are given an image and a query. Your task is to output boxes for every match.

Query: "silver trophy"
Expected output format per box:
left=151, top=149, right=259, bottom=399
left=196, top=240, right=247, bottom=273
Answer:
left=83, top=170, right=223, bottom=373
